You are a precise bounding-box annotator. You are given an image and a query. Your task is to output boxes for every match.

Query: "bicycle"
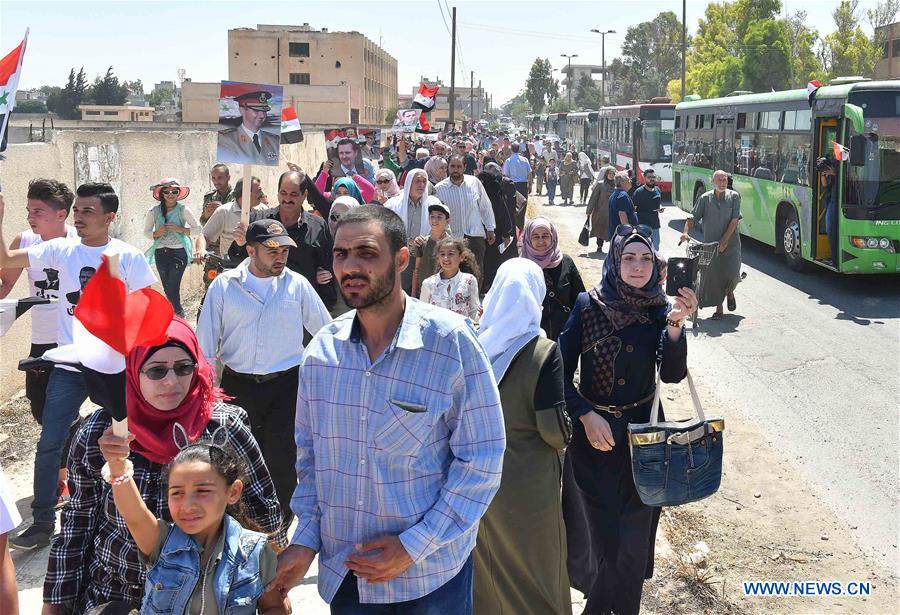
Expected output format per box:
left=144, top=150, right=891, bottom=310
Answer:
left=678, top=237, right=719, bottom=330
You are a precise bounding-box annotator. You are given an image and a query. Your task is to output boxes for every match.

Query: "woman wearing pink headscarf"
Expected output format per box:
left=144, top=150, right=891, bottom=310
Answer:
left=520, top=216, right=586, bottom=340
left=371, top=168, right=401, bottom=205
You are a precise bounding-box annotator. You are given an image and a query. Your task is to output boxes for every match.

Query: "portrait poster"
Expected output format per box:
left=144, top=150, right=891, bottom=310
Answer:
left=324, top=127, right=366, bottom=177
left=391, top=108, right=420, bottom=134
left=217, top=80, right=283, bottom=167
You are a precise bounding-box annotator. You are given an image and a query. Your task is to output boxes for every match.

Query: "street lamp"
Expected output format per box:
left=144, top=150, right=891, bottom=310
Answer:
left=560, top=54, right=578, bottom=109
left=590, top=29, right=615, bottom=107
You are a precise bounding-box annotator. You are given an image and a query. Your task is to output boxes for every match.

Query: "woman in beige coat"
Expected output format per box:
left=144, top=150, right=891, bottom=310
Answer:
left=585, top=166, right=615, bottom=253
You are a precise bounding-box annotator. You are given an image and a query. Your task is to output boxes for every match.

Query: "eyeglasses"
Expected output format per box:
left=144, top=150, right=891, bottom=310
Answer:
left=375, top=179, right=391, bottom=184
left=615, top=224, right=654, bottom=239
left=160, top=189, right=181, bottom=196
left=141, top=362, right=197, bottom=380
left=329, top=213, right=342, bottom=222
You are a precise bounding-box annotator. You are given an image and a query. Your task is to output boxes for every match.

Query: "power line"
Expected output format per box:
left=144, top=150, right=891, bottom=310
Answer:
left=436, top=0, right=451, bottom=36
left=445, top=0, right=468, bottom=83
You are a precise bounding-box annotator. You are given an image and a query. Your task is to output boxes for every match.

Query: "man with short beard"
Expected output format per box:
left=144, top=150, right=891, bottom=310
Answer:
left=198, top=218, right=330, bottom=524
left=269, top=206, right=505, bottom=612
left=201, top=164, right=234, bottom=255
left=228, top=170, right=336, bottom=310
left=434, top=155, right=496, bottom=272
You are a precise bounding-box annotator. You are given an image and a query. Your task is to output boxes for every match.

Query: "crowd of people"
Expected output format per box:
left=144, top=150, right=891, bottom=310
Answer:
left=0, top=124, right=742, bottom=615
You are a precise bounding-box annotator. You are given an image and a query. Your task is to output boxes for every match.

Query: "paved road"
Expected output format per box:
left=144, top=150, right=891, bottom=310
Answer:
left=539, top=195, right=900, bottom=576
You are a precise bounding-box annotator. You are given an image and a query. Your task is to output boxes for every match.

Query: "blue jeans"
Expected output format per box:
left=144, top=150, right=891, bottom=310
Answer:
left=155, top=247, right=188, bottom=316
left=547, top=179, right=558, bottom=204
left=330, top=556, right=473, bottom=615
left=32, top=368, right=87, bottom=525
left=651, top=227, right=660, bottom=251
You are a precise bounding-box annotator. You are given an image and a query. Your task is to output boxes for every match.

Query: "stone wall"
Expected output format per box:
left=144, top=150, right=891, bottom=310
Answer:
left=0, top=128, right=326, bottom=403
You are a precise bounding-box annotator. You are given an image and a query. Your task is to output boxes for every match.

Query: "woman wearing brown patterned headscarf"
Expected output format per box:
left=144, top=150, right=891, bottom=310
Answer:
left=557, top=224, right=697, bottom=615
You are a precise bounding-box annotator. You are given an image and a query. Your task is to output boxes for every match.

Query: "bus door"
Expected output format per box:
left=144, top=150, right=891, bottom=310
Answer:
left=713, top=117, right=735, bottom=178
left=814, top=118, right=839, bottom=262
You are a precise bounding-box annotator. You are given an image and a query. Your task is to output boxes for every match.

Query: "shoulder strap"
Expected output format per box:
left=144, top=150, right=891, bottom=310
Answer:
left=649, top=367, right=705, bottom=425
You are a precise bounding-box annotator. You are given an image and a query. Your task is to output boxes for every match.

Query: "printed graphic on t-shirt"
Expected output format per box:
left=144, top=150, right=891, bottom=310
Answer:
left=34, top=268, right=60, bottom=298
left=65, top=266, right=97, bottom=314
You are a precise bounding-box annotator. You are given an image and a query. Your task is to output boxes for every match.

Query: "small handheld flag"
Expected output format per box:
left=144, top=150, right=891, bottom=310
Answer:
left=832, top=141, right=849, bottom=161
left=280, top=106, right=303, bottom=144
left=0, top=296, right=51, bottom=336
left=412, top=84, right=439, bottom=111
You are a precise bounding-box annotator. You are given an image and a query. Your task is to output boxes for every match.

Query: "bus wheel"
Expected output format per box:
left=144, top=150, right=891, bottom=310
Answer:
left=781, top=208, right=806, bottom=271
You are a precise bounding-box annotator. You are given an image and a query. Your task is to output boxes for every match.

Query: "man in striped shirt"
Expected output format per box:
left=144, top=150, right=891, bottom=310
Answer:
left=269, top=206, right=505, bottom=612
left=434, top=155, right=496, bottom=272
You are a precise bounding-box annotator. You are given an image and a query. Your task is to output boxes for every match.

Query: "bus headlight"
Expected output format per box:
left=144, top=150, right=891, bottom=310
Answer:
left=850, top=236, right=895, bottom=253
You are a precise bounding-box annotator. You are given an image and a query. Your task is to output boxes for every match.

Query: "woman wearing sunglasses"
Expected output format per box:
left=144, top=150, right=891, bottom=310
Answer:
left=558, top=224, right=697, bottom=615
left=43, top=317, right=284, bottom=614
left=370, top=168, right=401, bottom=205
left=144, top=179, right=203, bottom=317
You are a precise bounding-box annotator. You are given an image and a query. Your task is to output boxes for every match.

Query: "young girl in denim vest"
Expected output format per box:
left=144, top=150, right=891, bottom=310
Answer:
left=100, top=435, right=288, bottom=614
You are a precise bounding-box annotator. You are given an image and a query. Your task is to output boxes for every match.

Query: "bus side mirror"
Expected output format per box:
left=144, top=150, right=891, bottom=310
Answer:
left=849, top=135, right=866, bottom=166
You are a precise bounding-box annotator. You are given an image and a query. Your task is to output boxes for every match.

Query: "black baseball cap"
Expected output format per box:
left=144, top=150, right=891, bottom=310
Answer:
left=246, top=219, right=297, bottom=248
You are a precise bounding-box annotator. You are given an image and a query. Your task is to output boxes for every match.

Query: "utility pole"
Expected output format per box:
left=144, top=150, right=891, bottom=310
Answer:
left=449, top=6, right=457, bottom=123
left=681, top=0, right=687, bottom=99
left=478, top=79, right=482, bottom=120
left=590, top=30, right=615, bottom=107
left=561, top=54, right=578, bottom=109
left=470, top=71, right=474, bottom=124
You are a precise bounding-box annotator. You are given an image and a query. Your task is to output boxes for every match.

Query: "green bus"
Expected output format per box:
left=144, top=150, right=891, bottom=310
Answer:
left=672, top=80, right=899, bottom=273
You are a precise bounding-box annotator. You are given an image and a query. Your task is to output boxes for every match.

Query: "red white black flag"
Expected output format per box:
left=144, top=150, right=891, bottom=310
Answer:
left=280, top=106, right=303, bottom=144
left=412, top=84, right=439, bottom=111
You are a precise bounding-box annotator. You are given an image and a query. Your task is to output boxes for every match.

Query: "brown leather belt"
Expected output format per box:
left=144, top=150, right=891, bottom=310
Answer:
left=223, top=365, right=296, bottom=384
left=578, top=389, right=656, bottom=418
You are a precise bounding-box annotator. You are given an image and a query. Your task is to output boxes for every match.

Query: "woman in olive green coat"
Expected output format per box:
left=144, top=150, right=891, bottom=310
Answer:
left=585, top=166, right=615, bottom=253
left=474, top=258, right=573, bottom=615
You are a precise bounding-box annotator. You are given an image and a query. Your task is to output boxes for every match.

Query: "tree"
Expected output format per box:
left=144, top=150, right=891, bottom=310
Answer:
left=12, top=100, right=47, bottom=113
left=384, top=106, right=399, bottom=124
left=39, top=85, right=63, bottom=113
left=548, top=97, right=573, bottom=113
left=524, top=58, right=558, bottom=113
left=57, top=68, right=79, bottom=119
left=88, top=66, right=128, bottom=105
left=574, top=74, right=601, bottom=109
left=615, top=11, right=687, bottom=104
left=818, top=1, right=878, bottom=79
left=741, top=19, right=792, bottom=92
left=148, top=86, right=174, bottom=108
left=122, top=79, right=144, bottom=97
left=785, top=11, right=823, bottom=88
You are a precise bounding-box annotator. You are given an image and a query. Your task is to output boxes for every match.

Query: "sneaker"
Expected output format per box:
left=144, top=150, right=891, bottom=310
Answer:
left=9, top=523, right=54, bottom=550
left=56, top=480, right=70, bottom=509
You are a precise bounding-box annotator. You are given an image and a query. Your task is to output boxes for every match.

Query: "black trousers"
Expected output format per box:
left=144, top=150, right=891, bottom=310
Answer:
left=220, top=365, right=299, bottom=526
left=580, top=178, right=592, bottom=203
left=514, top=182, right=529, bottom=231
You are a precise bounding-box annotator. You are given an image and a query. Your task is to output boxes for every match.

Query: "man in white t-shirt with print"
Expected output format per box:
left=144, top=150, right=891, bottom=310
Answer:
left=0, top=179, right=79, bottom=511
left=0, top=182, right=157, bottom=549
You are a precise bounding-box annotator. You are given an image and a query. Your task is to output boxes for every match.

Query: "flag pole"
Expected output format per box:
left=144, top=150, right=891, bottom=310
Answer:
left=105, top=253, right=129, bottom=438
left=241, top=164, right=251, bottom=226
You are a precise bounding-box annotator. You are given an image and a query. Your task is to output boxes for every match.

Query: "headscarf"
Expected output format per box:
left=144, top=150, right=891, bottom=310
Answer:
left=374, top=168, right=401, bottom=201
left=125, top=317, right=224, bottom=464
left=332, top=176, right=364, bottom=203
left=578, top=151, right=591, bottom=168
left=330, top=195, right=361, bottom=234
left=482, top=161, right=503, bottom=178
left=424, top=156, right=448, bottom=184
left=520, top=216, right=563, bottom=269
left=385, top=168, right=436, bottom=236
left=478, top=258, right=546, bottom=382
left=590, top=230, right=668, bottom=330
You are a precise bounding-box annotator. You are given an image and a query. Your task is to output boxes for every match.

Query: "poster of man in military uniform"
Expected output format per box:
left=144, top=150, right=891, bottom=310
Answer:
left=217, top=81, right=283, bottom=167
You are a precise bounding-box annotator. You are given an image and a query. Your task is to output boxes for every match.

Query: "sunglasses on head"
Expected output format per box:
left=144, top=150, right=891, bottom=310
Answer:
left=161, top=189, right=181, bottom=196
left=616, top=224, right=654, bottom=239
left=141, top=362, right=197, bottom=380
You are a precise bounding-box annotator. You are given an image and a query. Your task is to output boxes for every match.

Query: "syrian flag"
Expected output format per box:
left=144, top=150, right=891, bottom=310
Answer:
left=832, top=141, right=849, bottom=161
left=412, top=84, right=439, bottom=111
left=37, top=255, right=173, bottom=434
left=280, top=106, right=303, bottom=144
left=0, top=29, right=28, bottom=153
left=0, top=296, right=50, bottom=336
left=807, top=79, right=822, bottom=107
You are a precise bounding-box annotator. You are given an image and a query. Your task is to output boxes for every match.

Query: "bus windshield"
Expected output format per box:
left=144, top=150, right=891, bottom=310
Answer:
left=846, top=91, right=900, bottom=218
left=640, top=119, right=673, bottom=163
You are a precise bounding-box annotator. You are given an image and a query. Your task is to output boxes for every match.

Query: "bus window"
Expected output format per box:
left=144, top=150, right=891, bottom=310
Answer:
left=778, top=133, right=811, bottom=185
left=795, top=109, right=811, bottom=131
left=641, top=119, right=674, bottom=163
left=753, top=133, right=780, bottom=180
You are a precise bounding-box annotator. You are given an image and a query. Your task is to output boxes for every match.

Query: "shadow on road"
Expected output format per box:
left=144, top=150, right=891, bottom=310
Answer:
left=689, top=314, right=746, bottom=338
left=666, top=220, right=900, bottom=325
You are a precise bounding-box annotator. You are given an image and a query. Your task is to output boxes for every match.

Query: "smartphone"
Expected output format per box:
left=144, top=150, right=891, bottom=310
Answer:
left=666, top=257, right=697, bottom=296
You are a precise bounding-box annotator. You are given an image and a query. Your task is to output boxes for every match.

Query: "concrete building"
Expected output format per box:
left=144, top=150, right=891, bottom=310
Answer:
left=875, top=21, right=900, bottom=79
left=78, top=105, right=155, bottom=122
left=401, top=78, right=486, bottom=125
left=227, top=23, right=397, bottom=125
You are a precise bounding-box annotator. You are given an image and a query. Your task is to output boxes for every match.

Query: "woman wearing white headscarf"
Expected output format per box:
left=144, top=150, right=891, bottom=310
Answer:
left=385, top=168, right=441, bottom=294
left=371, top=168, right=401, bottom=205
left=473, top=258, right=572, bottom=615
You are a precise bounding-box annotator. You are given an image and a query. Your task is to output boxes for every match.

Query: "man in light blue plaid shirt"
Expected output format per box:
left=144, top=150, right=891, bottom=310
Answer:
left=270, top=206, right=505, bottom=612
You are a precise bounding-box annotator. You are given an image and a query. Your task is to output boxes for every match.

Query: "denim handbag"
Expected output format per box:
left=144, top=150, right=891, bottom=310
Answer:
left=627, top=368, right=724, bottom=507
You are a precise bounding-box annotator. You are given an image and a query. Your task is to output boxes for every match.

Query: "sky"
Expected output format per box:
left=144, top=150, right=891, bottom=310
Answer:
left=0, top=0, right=887, bottom=106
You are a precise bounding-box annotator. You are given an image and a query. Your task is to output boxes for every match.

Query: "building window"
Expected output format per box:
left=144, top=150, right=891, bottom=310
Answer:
left=893, top=39, right=900, bottom=57
left=884, top=41, right=891, bottom=59
left=290, top=73, right=310, bottom=85
left=289, top=42, right=310, bottom=57
left=85, top=110, right=100, bottom=116
left=103, top=111, right=118, bottom=116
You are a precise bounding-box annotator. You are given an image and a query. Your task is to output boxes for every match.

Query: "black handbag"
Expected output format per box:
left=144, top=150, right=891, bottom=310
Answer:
left=578, top=222, right=590, bottom=246
left=628, top=368, right=724, bottom=507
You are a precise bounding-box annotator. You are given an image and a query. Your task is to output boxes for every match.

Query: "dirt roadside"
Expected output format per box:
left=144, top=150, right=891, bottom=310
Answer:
left=534, top=196, right=899, bottom=614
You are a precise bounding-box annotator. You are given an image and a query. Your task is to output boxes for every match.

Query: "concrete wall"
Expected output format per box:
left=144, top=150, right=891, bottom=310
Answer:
left=0, top=128, right=326, bottom=403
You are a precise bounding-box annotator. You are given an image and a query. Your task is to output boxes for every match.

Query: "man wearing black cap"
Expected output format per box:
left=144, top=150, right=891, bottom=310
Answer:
left=197, top=218, right=331, bottom=524
left=218, top=90, right=280, bottom=165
